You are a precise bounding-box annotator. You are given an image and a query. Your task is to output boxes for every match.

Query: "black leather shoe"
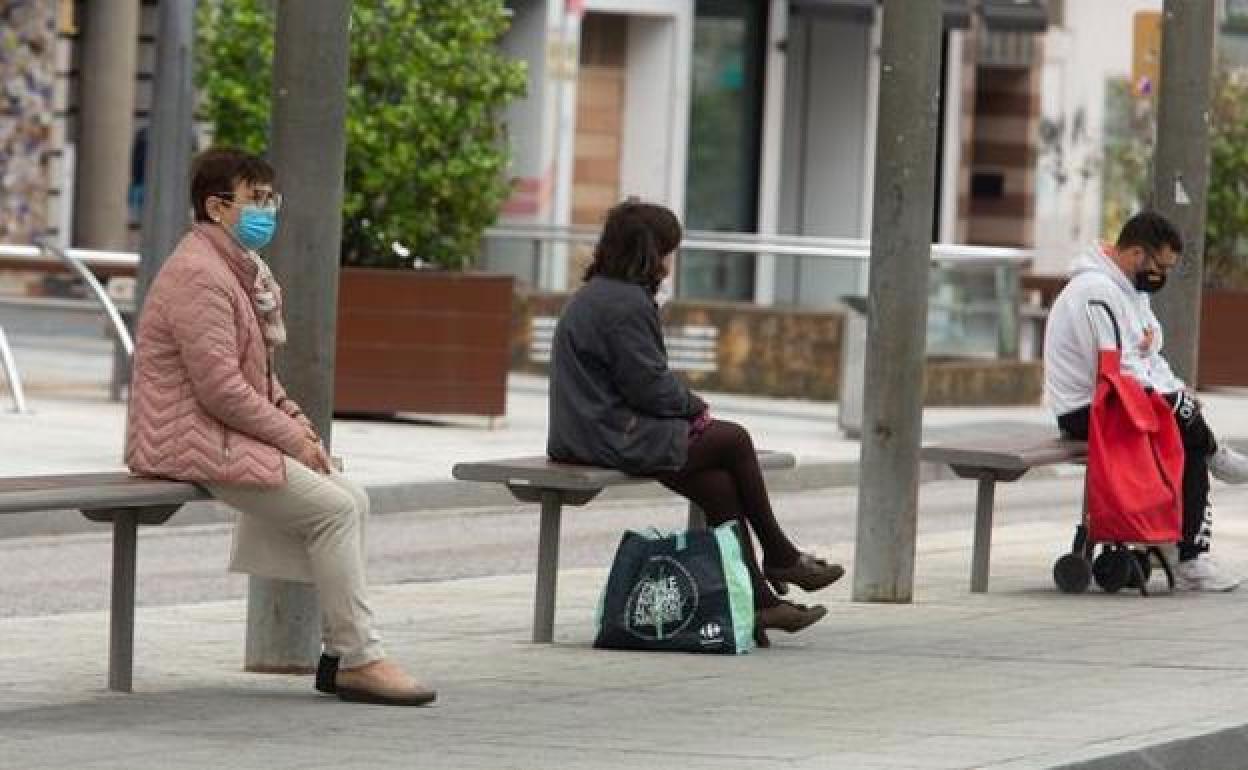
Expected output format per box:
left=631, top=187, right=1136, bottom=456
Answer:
left=315, top=653, right=339, bottom=694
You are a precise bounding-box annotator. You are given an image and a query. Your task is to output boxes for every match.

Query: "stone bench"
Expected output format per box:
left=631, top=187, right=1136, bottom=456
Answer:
left=921, top=433, right=1087, bottom=592
left=451, top=451, right=797, bottom=642
left=0, top=473, right=209, bottom=692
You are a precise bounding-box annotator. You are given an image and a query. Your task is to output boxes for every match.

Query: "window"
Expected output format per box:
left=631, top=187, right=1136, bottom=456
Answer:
left=680, top=0, right=767, bottom=301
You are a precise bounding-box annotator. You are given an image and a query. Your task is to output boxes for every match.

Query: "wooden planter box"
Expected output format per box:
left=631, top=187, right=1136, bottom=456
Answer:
left=1199, top=287, right=1248, bottom=387
left=335, top=268, right=514, bottom=417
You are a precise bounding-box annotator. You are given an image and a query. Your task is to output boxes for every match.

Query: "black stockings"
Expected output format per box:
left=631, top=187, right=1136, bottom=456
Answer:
left=656, top=420, right=801, bottom=608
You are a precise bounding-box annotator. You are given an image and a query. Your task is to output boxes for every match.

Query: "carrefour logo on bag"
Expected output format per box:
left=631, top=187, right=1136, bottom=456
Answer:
left=699, top=621, right=723, bottom=645
left=624, top=555, right=699, bottom=641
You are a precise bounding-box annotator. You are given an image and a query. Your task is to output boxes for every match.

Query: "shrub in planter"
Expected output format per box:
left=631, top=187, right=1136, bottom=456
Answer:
left=197, top=1, right=527, bottom=415
left=196, top=0, right=528, bottom=269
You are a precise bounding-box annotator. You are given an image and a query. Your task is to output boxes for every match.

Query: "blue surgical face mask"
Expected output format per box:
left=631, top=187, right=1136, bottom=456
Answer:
left=233, top=205, right=278, bottom=251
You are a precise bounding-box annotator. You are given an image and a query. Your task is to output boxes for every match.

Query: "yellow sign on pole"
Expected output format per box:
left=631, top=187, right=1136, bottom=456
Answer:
left=1132, top=10, right=1162, bottom=97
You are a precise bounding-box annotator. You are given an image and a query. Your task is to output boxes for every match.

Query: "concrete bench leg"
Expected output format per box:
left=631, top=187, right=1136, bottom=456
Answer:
left=109, top=509, right=139, bottom=692
left=971, top=474, right=997, bottom=593
left=80, top=504, right=180, bottom=693
left=533, top=490, right=563, bottom=643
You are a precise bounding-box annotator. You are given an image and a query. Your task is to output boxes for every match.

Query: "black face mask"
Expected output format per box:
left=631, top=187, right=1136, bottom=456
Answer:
left=1134, top=270, right=1167, bottom=294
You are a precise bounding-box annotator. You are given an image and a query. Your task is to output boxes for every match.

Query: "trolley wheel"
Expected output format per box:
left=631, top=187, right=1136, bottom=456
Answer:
left=1125, top=549, right=1153, bottom=589
left=1093, top=547, right=1133, bottom=593
left=1053, top=552, right=1092, bottom=594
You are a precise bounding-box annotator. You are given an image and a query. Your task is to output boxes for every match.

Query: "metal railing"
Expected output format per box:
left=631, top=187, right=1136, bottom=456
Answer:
left=0, top=243, right=139, bottom=408
left=0, top=227, right=1035, bottom=412
left=484, top=224, right=1033, bottom=265
left=482, top=224, right=1033, bottom=358
left=0, top=326, right=26, bottom=413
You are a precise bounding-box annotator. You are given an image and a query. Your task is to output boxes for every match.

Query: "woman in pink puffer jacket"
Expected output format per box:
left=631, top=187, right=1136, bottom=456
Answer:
left=126, top=147, right=433, bottom=706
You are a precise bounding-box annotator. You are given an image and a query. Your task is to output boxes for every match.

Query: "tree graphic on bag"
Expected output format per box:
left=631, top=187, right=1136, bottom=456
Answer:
left=594, top=523, right=755, bottom=654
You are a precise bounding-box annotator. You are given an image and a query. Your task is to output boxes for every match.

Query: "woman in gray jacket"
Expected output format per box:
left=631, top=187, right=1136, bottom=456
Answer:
left=548, top=201, right=842, bottom=646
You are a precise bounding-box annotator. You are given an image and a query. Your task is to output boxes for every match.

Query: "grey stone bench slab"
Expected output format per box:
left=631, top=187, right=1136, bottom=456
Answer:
left=921, top=433, right=1087, bottom=593
left=452, top=450, right=797, bottom=643
left=0, top=473, right=209, bottom=692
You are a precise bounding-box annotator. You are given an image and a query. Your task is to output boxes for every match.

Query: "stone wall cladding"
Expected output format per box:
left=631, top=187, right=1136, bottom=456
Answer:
left=0, top=1, right=56, bottom=245
left=511, top=290, right=1042, bottom=406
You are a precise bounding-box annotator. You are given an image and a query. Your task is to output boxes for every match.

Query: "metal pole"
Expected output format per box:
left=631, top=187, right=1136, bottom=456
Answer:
left=137, top=0, right=197, bottom=311
left=75, top=0, right=140, bottom=251
left=851, top=0, right=942, bottom=603
left=533, top=491, right=563, bottom=643
left=547, top=4, right=580, bottom=291
left=39, top=243, right=134, bottom=357
left=752, top=0, right=789, bottom=307
left=1149, top=0, right=1216, bottom=385
left=244, top=0, right=352, bottom=674
left=108, top=509, right=139, bottom=692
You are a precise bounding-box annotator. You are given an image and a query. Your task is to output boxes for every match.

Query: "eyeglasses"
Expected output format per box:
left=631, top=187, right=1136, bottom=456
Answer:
left=1143, top=247, right=1180, bottom=273
left=214, top=190, right=283, bottom=210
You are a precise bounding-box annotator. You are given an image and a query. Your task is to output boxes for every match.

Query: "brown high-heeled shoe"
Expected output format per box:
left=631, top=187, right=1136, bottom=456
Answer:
left=765, top=553, right=844, bottom=595
left=755, top=599, right=827, bottom=643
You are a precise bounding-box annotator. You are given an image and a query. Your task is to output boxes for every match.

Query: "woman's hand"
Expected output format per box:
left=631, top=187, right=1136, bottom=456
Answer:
left=289, top=413, right=330, bottom=472
left=293, top=435, right=333, bottom=474
left=294, top=412, right=319, bottom=444
left=690, top=407, right=713, bottom=438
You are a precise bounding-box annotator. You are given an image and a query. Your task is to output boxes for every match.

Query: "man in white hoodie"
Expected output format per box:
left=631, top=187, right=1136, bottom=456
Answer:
left=1044, top=210, right=1246, bottom=592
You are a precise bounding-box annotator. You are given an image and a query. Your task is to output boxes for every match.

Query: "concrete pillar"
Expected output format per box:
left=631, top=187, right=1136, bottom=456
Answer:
left=244, top=0, right=352, bottom=674
left=1149, top=0, right=1216, bottom=384
left=75, top=0, right=140, bottom=250
left=851, top=0, right=943, bottom=603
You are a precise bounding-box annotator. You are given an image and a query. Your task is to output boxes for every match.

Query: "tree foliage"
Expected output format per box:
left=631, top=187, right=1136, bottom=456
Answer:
left=1205, top=69, right=1248, bottom=287
left=1101, top=65, right=1248, bottom=288
left=196, top=0, right=527, bottom=269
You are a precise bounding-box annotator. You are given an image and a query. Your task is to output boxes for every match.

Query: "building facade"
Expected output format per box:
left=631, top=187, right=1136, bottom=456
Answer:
left=495, top=0, right=1052, bottom=306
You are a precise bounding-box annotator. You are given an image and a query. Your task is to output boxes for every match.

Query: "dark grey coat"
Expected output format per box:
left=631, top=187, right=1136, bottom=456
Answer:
left=547, top=276, right=706, bottom=475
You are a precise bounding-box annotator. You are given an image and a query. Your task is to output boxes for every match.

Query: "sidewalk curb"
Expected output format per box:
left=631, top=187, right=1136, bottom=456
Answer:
left=0, top=459, right=1077, bottom=540
left=1051, top=723, right=1248, bottom=770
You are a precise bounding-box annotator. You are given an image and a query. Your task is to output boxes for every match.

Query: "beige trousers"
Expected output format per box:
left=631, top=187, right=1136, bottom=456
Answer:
left=207, top=456, right=384, bottom=668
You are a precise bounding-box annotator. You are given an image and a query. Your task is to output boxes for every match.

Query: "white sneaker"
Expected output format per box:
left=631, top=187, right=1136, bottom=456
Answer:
left=1175, top=554, right=1242, bottom=592
left=1209, top=445, right=1248, bottom=484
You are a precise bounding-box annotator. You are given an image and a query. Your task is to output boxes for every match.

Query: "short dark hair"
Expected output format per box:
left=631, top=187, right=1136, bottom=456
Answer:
left=190, top=147, right=275, bottom=223
left=583, top=200, right=682, bottom=294
left=1116, top=210, right=1183, bottom=255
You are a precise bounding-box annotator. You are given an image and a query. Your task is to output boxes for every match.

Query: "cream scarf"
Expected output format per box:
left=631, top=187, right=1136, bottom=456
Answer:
left=248, top=251, right=287, bottom=349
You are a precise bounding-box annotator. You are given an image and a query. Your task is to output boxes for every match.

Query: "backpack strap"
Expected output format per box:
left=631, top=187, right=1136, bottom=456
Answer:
left=1087, top=299, right=1123, bottom=351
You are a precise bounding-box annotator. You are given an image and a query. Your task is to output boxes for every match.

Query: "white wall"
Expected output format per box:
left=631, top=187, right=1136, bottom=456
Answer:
left=587, top=0, right=692, bottom=217
left=619, top=16, right=677, bottom=205
left=490, top=0, right=561, bottom=284
left=499, top=0, right=556, bottom=223
left=1034, top=0, right=1162, bottom=275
